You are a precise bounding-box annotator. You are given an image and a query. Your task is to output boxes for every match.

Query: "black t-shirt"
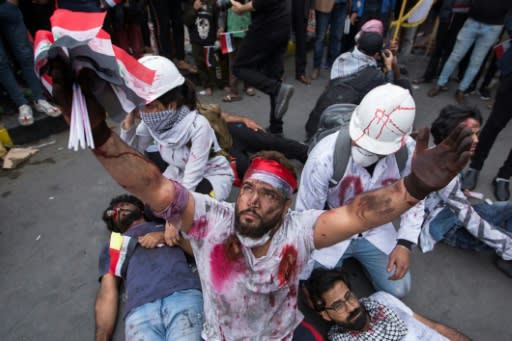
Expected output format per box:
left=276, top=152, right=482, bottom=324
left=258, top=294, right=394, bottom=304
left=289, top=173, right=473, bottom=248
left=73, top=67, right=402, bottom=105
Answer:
left=251, top=0, right=291, bottom=32
left=469, top=0, right=512, bottom=25
left=188, top=0, right=219, bottom=46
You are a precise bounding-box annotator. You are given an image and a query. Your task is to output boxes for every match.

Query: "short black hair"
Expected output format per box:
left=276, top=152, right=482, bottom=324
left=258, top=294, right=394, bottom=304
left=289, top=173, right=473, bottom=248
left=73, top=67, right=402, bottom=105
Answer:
left=101, top=194, right=145, bottom=232
left=306, top=269, right=351, bottom=312
left=357, top=31, right=384, bottom=56
left=158, top=79, right=197, bottom=110
left=431, top=105, right=482, bottom=145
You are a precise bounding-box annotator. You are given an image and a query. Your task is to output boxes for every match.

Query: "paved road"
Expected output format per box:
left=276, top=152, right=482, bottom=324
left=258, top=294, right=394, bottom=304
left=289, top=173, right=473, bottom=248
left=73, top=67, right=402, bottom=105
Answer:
left=1, top=53, right=511, bottom=341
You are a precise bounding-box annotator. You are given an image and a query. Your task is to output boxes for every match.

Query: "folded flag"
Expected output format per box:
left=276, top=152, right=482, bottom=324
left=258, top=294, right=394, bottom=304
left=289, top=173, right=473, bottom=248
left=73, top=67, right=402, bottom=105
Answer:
left=204, top=46, right=214, bottom=67
left=108, top=232, right=138, bottom=278
left=494, top=39, right=511, bottom=60
left=33, top=9, right=156, bottom=149
left=219, top=32, right=234, bottom=54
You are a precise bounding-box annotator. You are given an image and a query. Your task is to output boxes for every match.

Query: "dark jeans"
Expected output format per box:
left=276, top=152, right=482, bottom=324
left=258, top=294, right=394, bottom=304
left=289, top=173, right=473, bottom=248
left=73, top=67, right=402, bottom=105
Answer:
left=228, top=122, right=308, bottom=177
left=147, top=0, right=185, bottom=60
left=292, top=0, right=309, bottom=76
left=0, top=2, right=45, bottom=107
left=469, top=73, right=512, bottom=179
left=233, top=27, right=289, bottom=133
left=191, top=43, right=219, bottom=90
left=423, top=13, right=468, bottom=81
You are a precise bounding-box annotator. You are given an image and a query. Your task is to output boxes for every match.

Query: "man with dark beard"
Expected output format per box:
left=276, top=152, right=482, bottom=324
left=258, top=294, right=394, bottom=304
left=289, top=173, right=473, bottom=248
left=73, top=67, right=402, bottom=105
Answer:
left=50, top=60, right=474, bottom=340
left=306, top=269, right=471, bottom=341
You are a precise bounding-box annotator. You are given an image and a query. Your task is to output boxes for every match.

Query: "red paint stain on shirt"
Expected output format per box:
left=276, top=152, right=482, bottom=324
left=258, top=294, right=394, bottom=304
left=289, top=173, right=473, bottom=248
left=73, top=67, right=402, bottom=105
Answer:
left=278, top=245, right=298, bottom=286
left=338, top=176, right=363, bottom=206
left=381, top=178, right=398, bottom=187
left=188, top=215, right=208, bottom=239
left=210, top=241, right=246, bottom=292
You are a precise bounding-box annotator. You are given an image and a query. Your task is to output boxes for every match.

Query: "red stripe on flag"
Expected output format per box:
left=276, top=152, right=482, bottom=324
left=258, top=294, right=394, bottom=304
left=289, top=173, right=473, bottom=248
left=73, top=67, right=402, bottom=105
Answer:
left=50, top=9, right=106, bottom=32
left=108, top=248, right=121, bottom=275
left=113, top=45, right=155, bottom=85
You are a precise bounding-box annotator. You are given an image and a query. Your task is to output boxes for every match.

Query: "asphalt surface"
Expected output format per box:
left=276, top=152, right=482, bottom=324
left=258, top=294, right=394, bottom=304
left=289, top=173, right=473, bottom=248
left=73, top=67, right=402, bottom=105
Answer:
left=1, top=52, right=511, bottom=341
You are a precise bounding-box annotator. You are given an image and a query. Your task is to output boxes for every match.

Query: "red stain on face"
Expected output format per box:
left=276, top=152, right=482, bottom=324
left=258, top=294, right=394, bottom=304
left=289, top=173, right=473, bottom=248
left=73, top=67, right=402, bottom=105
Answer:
left=188, top=215, right=208, bottom=239
left=210, top=238, right=246, bottom=292
left=338, top=176, right=363, bottom=206
left=278, top=245, right=298, bottom=286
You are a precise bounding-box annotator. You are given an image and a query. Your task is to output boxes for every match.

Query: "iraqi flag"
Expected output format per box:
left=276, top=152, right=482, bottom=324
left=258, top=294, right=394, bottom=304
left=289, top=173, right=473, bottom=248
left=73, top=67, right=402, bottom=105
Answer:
left=494, top=39, right=511, bottom=60
left=219, top=32, right=234, bottom=54
left=108, top=232, right=138, bottom=277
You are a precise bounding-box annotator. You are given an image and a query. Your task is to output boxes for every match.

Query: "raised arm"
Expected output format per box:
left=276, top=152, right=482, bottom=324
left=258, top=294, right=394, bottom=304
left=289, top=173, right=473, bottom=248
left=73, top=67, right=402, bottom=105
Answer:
left=51, top=62, right=196, bottom=230
left=314, top=125, right=473, bottom=249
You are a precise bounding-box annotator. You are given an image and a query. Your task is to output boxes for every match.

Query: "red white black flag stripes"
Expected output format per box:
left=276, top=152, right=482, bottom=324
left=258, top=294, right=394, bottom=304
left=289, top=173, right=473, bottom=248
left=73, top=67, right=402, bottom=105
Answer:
left=33, top=9, right=156, bottom=149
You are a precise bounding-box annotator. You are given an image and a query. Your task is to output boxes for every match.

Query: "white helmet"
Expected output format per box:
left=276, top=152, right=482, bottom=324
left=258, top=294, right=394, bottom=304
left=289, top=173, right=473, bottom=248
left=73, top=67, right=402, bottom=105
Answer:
left=349, top=83, right=415, bottom=155
left=138, top=55, right=185, bottom=103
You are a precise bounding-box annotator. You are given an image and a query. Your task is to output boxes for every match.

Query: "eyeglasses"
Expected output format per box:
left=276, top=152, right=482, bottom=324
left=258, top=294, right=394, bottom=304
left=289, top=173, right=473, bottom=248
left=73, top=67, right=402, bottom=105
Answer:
left=324, top=290, right=357, bottom=313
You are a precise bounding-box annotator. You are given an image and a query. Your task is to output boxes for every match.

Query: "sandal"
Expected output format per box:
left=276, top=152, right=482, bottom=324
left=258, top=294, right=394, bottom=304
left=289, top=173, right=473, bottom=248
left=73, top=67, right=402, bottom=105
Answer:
left=222, top=93, right=242, bottom=102
left=34, top=99, right=62, bottom=117
left=245, top=87, right=256, bottom=96
left=18, top=104, right=34, bottom=126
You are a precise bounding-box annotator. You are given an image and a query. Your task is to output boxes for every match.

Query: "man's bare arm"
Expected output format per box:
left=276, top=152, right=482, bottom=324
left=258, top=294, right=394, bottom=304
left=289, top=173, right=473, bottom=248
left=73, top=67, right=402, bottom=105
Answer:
left=413, top=312, right=472, bottom=341
left=314, top=124, right=473, bottom=248
left=94, top=274, right=120, bottom=341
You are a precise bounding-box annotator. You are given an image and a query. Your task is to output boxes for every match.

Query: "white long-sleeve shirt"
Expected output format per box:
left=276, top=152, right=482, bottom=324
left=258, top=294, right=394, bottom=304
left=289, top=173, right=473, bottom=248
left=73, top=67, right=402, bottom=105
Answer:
left=296, top=132, right=423, bottom=268
left=120, top=111, right=233, bottom=200
left=419, top=175, right=512, bottom=260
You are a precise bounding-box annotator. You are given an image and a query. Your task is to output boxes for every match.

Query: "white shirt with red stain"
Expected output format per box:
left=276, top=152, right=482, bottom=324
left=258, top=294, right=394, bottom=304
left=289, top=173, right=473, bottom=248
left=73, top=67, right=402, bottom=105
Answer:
left=185, top=192, right=323, bottom=340
left=296, top=132, right=424, bottom=269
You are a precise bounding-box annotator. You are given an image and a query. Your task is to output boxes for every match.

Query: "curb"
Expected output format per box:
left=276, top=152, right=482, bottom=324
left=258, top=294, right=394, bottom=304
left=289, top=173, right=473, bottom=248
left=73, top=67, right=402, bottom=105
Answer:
left=0, top=115, right=68, bottom=147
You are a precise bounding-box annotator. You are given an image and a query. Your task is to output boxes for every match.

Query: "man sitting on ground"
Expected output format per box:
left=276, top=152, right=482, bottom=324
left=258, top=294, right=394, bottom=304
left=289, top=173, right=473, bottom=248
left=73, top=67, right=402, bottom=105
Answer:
left=307, top=268, right=471, bottom=341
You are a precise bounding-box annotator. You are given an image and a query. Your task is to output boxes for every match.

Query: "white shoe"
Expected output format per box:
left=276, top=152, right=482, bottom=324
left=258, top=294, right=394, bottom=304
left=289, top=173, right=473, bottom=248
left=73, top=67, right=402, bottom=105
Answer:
left=33, top=99, right=61, bottom=117
left=18, top=104, right=34, bottom=126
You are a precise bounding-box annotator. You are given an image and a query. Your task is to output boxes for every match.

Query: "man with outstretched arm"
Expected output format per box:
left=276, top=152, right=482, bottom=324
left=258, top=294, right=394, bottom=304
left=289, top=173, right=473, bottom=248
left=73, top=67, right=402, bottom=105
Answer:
left=51, top=61, right=473, bottom=340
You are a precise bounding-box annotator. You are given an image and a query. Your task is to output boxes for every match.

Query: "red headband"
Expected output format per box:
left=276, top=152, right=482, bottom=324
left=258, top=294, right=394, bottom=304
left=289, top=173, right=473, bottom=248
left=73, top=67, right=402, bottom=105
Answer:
left=244, top=157, right=298, bottom=192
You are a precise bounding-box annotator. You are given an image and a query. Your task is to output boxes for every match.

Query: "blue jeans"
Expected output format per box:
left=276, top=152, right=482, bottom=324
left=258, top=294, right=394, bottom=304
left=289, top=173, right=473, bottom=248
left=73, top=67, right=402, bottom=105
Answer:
left=320, top=238, right=411, bottom=298
left=437, top=18, right=502, bottom=91
left=313, top=2, right=347, bottom=68
left=430, top=202, right=512, bottom=252
left=125, top=289, right=204, bottom=341
left=0, top=2, right=44, bottom=107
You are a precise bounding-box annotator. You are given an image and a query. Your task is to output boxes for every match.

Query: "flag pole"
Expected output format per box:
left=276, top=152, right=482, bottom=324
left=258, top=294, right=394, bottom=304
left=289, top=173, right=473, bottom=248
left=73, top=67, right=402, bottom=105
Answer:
left=392, top=0, right=408, bottom=42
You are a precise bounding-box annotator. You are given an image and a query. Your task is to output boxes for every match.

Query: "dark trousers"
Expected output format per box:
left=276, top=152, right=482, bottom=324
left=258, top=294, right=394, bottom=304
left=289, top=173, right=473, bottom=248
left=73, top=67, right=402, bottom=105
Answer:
left=191, top=43, right=218, bottom=90
left=470, top=73, right=512, bottom=179
left=147, top=0, right=185, bottom=60
left=423, top=13, right=468, bottom=81
left=292, top=0, right=309, bottom=76
left=228, top=122, right=308, bottom=177
left=233, top=27, right=289, bottom=132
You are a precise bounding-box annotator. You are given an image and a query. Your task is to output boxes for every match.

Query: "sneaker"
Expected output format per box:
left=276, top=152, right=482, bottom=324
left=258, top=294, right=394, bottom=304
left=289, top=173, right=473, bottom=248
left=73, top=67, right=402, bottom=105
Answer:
left=462, top=168, right=480, bottom=190
left=18, top=104, right=34, bottom=126
left=274, top=83, right=294, bottom=121
left=311, top=68, right=319, bottom=80
left=478, top=88, right=491, bottom=100
left=495, top=258, right=512, bottom=278
left=493, top=177, right=510, bottom=201
left=34, top=99, right=62, bottom=117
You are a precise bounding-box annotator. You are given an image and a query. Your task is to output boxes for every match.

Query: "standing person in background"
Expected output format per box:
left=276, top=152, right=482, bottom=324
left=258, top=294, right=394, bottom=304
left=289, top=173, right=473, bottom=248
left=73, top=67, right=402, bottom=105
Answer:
left=222, top=5, right=256, bottom=102
left=311, top=0, right=349, bottom=80
left=428, top=0, right=511, bottom=104
left=0, top=0, right=61, bottom=126
left=231, top=0, right=295, bottom=136
left=147, top=0, right=198, bottom=74
left=292, top=0, right=312, bottom=85
left=462, top=15, right=512, bottom=202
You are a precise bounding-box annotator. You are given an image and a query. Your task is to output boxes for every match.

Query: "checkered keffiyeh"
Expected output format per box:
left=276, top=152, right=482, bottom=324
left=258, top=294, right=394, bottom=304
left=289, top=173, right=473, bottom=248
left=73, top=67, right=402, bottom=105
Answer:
left=330, top=47, right=377, bottom=79
left=139, top=106, right=191, bottom=135
left=328, top=298, right=408, bottom=341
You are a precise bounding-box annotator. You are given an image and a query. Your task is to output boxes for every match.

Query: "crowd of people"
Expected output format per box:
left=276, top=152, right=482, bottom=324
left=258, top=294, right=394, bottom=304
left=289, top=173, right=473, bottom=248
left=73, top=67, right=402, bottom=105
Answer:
left=2, top=0, right=512, bottom=340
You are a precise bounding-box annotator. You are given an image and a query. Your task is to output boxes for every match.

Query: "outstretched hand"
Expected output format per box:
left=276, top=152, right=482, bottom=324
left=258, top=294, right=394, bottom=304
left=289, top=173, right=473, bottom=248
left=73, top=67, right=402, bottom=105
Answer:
left=405, top=124, right=473, bottom=199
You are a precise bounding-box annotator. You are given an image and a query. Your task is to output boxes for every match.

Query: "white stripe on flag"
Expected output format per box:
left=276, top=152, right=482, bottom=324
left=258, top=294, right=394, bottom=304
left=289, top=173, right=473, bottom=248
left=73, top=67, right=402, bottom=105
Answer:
left=114, top=236, right=133, bottom=277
